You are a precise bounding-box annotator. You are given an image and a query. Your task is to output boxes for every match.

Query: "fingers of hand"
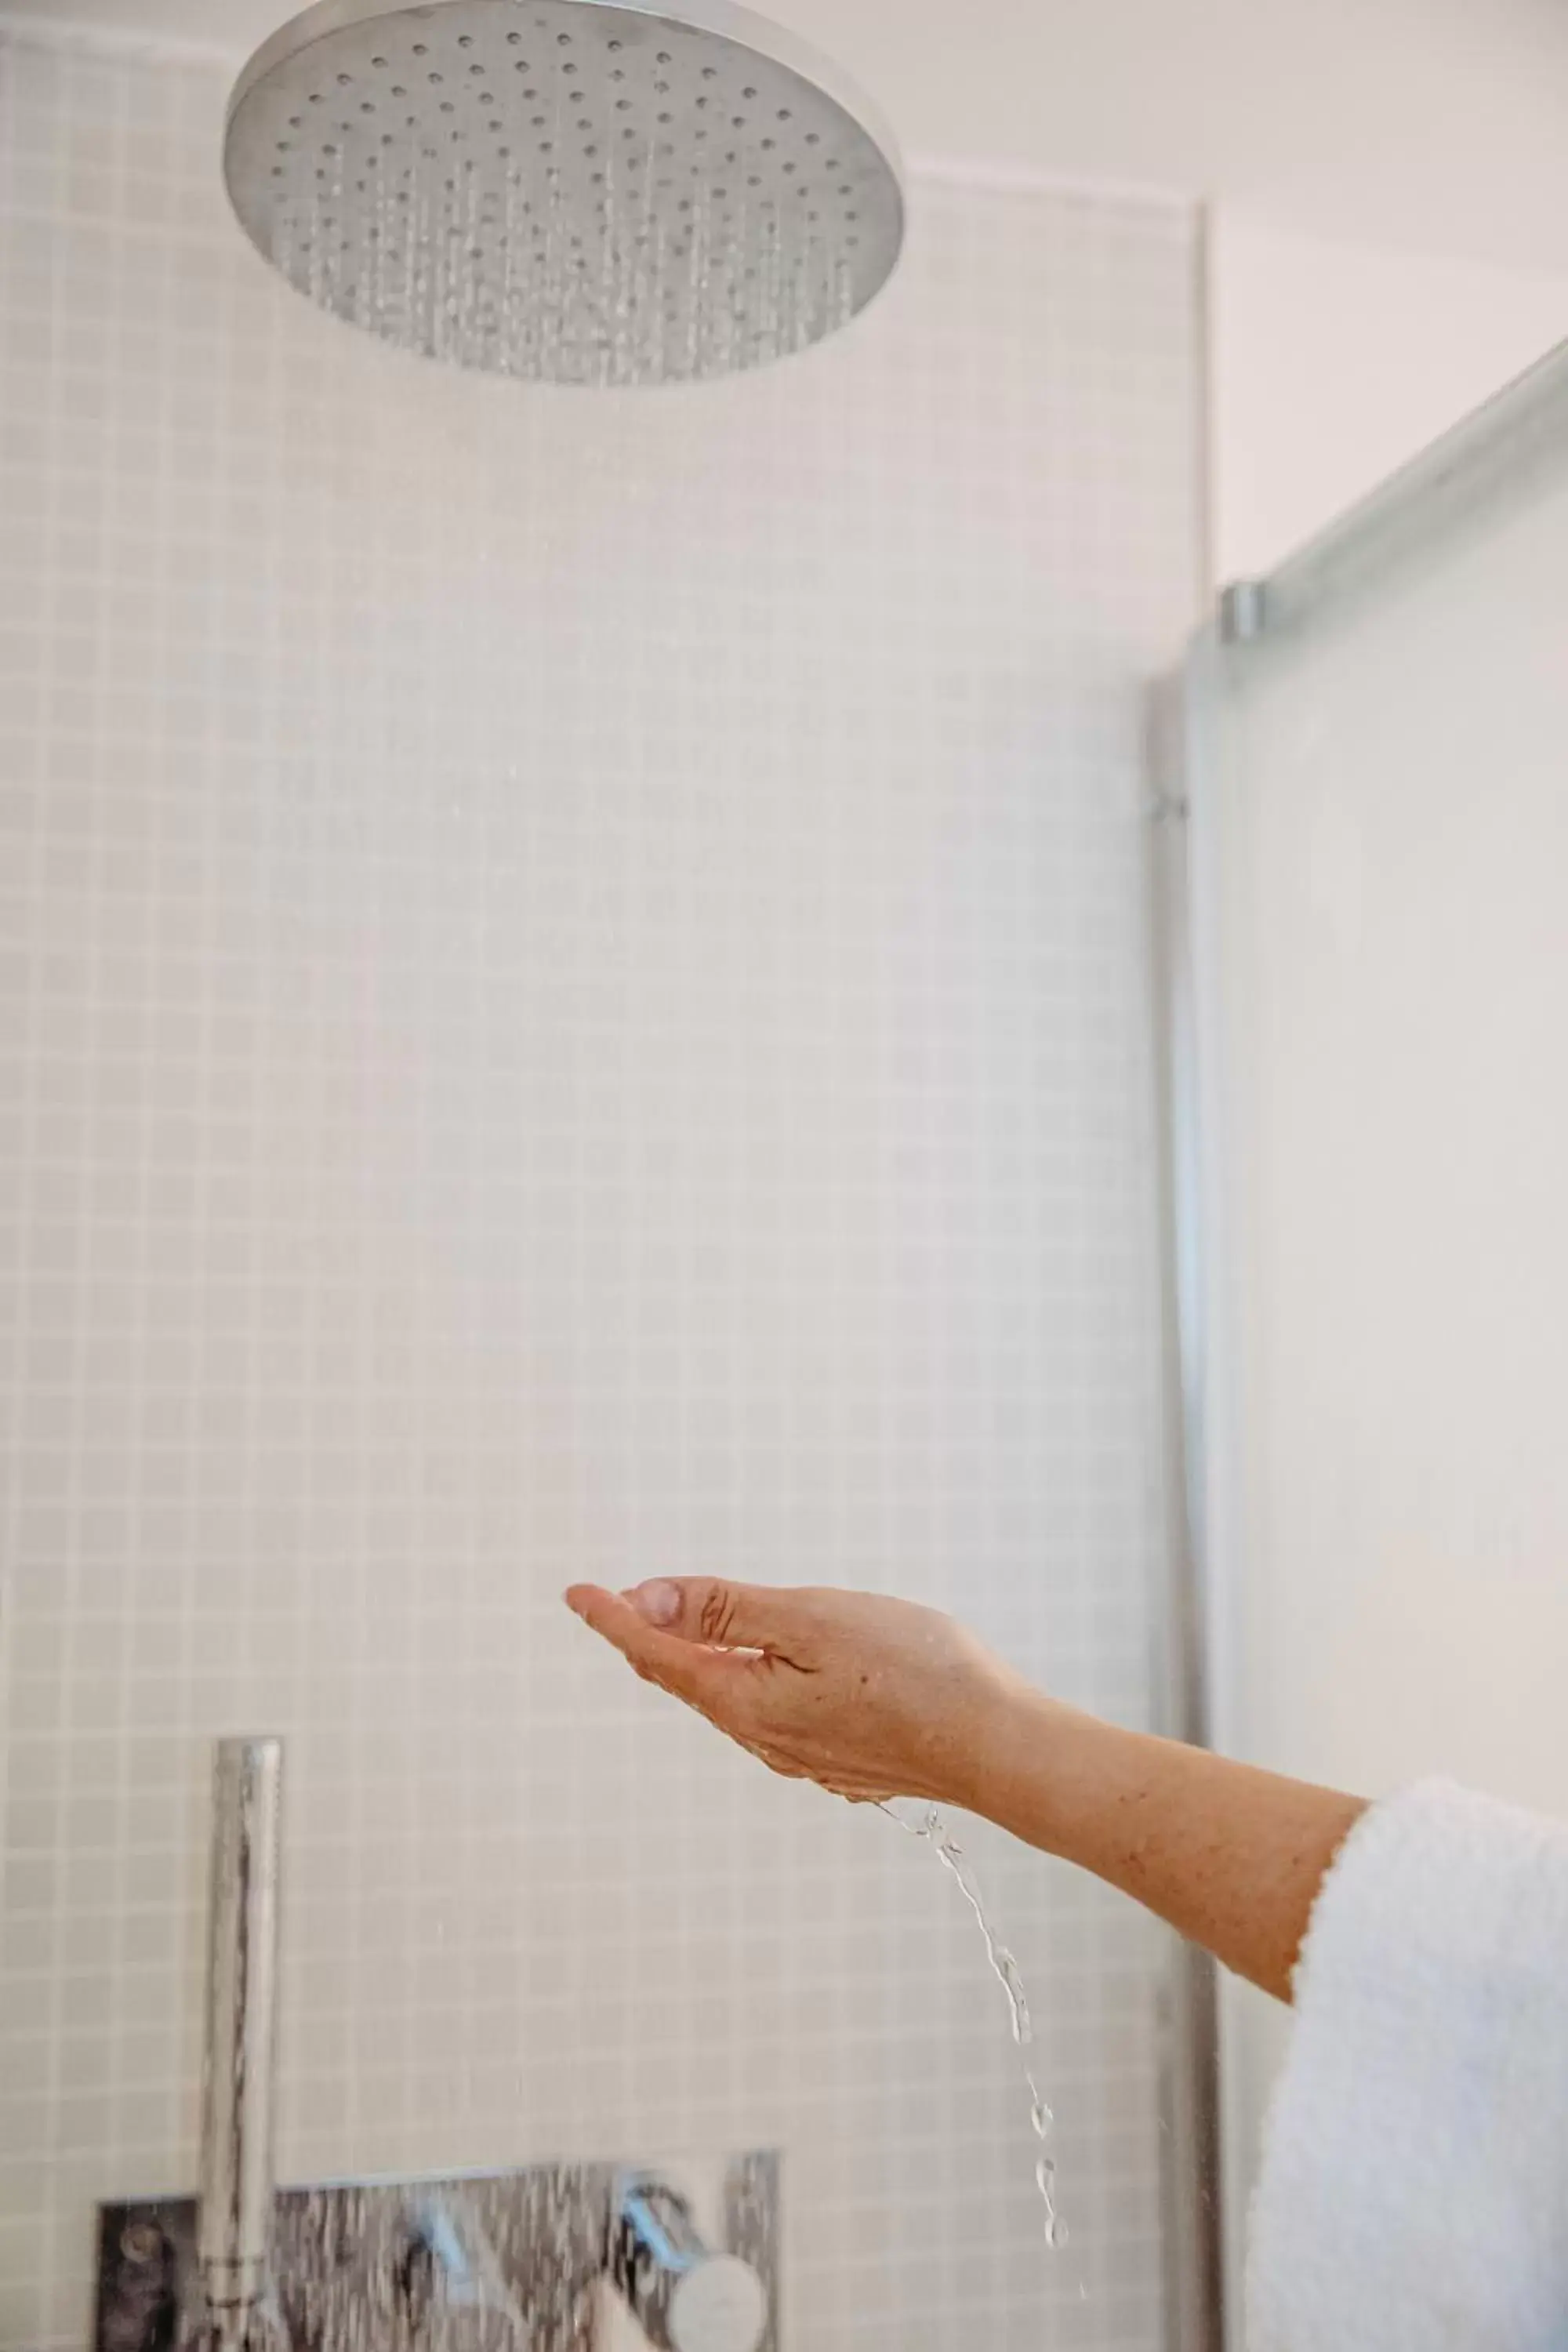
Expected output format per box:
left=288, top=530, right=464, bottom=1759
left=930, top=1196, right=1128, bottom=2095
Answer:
left=564, top=1591, right=901, bottom=1804
left=619, top=1577, right=817, bottom=1664
left=565, top=1585, right=708, bottom=1696
left=565, top=1585, right=758, bottom=1726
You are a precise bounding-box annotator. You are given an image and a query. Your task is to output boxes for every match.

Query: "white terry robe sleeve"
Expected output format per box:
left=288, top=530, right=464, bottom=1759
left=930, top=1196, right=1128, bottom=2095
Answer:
left=1247, top=1778, right=1568, bottom=2352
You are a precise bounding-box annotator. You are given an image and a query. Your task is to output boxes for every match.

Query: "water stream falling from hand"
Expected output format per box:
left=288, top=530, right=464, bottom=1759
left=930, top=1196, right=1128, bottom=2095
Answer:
left=885, top=1802, right=1065, bottom=2247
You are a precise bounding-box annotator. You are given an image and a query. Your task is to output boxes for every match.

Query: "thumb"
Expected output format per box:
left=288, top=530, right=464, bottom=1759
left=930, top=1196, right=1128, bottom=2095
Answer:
left=624, top=1577, right=815, bottom=1659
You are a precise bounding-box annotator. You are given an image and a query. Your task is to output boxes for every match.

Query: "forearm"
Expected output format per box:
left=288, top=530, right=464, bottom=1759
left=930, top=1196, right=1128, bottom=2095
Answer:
left=956, top=1686, right=1367, bottom=2002
left=569, top=1575, right=1366, bottom=1997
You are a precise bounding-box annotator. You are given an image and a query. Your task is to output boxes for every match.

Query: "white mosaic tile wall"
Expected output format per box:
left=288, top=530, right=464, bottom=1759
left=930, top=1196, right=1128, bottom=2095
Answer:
left=0, top=27, right=1200, bottom=2350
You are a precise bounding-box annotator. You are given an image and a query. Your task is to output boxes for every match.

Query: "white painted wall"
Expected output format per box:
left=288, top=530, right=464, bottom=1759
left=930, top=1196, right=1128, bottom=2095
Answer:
left=1210, top=211, right=1568, bottom=581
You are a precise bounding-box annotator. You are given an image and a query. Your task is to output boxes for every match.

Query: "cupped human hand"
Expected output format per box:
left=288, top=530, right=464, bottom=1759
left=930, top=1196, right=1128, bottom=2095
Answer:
left=564, top=1578, right=1021, bottom=1806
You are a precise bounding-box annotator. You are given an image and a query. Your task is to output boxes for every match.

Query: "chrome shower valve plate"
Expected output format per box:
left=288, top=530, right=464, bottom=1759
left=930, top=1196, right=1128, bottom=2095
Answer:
left=94, top=2148, right=779, bottom=2352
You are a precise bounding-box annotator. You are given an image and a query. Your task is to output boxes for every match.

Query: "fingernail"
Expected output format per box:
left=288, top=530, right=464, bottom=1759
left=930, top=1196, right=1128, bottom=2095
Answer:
left=628, top=1579, right=681, bottom=1626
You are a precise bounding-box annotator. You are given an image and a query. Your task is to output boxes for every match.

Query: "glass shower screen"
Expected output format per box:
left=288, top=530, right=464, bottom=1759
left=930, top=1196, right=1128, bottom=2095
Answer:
left=1183, top=340, right=1568, bottom=2311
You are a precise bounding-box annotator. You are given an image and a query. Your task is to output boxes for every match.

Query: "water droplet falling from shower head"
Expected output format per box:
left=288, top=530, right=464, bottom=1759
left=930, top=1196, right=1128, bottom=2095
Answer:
left=223, top=0, right=904, bottom=386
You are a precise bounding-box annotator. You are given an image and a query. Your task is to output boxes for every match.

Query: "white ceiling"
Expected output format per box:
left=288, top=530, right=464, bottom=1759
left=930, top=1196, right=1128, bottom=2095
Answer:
left=19, top=0, right=1568, bottom=274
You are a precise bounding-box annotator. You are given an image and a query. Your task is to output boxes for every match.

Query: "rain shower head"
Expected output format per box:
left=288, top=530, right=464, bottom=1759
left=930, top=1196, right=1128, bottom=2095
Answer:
left=224, top=0, right=905, bottom=386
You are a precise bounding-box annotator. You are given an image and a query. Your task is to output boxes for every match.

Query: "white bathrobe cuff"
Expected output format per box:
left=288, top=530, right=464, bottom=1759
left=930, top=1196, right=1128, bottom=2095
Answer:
left=1248, top=1777, right=1568, bottom=2352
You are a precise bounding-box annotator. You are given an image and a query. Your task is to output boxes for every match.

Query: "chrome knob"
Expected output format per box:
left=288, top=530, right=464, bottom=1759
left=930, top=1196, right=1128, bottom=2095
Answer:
left=612, top=2177, right=767, bottom=2352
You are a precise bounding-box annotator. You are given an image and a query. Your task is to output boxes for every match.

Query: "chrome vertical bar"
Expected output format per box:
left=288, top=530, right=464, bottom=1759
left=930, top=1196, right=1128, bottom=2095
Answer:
left=198, top=1736, right=282, bottom=2350
left=1145, top=670, right=1227, bottom=2351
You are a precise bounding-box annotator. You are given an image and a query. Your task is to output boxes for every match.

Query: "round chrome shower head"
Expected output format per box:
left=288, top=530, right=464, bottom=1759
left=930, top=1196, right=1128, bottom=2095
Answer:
left=224, top=0, right=904, bottom=386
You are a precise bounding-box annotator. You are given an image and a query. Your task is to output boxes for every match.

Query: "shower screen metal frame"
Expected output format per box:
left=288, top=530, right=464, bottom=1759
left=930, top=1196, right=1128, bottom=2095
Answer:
left=1162, top=329, right=1568, bottom=2344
